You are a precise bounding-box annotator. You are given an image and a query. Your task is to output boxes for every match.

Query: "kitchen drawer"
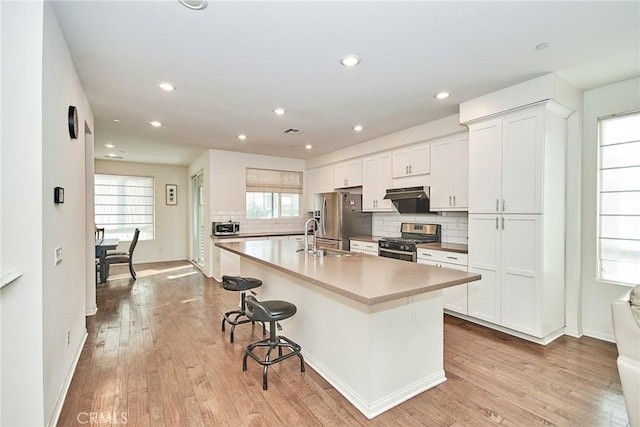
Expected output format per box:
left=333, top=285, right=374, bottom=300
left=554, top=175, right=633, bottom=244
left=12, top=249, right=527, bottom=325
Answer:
left=350, top=240, right=378, bottom=253
left=417, top=248, right=467, bottom=266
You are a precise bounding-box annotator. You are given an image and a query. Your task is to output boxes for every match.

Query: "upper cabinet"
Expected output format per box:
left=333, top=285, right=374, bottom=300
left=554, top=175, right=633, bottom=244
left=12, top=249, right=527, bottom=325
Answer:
left=306, top=165, right=334, bottom=211
left=430, top=135, right=469, bottom=211
left=362, top=153, right=393, bottom=212
left=392, top=143, right=430, bottom=178
left=334, top=159, right=363, bottom=189
left=467, top=103, right=568, bottom=214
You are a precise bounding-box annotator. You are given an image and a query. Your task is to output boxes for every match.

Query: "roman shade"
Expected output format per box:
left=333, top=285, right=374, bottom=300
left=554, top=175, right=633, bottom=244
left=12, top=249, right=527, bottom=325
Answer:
left=246, top=168, right=303, bottom=194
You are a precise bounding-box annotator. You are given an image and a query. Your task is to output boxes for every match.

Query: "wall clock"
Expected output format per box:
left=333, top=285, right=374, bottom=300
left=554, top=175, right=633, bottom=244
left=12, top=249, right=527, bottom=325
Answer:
left=68, top=105, right=78, bottom=139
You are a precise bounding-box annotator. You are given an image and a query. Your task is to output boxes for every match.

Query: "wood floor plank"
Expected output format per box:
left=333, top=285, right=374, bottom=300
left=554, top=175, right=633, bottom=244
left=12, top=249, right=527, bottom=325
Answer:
left=57, top=261, right=629, bottom=427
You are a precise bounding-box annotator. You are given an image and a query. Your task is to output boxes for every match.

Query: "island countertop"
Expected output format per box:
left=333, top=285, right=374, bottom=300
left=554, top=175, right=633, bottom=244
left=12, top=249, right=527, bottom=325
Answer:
left=216, top=240, right=480, bottom=305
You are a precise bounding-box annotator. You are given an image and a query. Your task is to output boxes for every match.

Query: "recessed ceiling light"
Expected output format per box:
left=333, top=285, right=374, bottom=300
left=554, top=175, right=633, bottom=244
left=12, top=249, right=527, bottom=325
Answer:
left=238, top=134, right=247, bottom=141
left=178, top=0, right=208, bottom=10
left=535, top=43, right=550, bottom=51
left=273, top=108, right=286, bottom=116
left=353, top=125, right=363, bottom=132
left=104, top=143, right=115, bottom=148
left=112, top=118, right=120, bottom=123
left=305, top=144, right=312, bottom=149
left=149, top=121, right=162, bottom=127
left=435, top=91, right=451, bottom=100
left=157, top=82, right=176, bottom=91
left=340, top=55, right=360, bottom=67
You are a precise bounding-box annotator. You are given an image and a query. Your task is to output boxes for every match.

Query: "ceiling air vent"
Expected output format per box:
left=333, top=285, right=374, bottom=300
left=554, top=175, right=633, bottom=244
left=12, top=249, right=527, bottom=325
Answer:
left=283, top=128, right=304, bottom=136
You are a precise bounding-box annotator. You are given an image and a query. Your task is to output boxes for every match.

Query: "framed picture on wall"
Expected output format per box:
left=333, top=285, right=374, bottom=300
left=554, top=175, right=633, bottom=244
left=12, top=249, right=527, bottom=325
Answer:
left=166, top=184, right=177, bottom=205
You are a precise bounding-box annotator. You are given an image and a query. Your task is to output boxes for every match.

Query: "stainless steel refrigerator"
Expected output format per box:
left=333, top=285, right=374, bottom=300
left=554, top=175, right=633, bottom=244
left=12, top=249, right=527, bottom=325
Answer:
left=313, top=192, right=372, bottom=251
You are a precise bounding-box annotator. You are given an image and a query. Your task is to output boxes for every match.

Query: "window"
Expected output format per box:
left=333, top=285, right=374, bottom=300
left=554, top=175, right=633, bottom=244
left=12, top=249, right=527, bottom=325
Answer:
left=597, top=111, right=640, bottom=285
left=246, top=168, right=302, bottom=219
left=95, top=174, right=154, bottom=240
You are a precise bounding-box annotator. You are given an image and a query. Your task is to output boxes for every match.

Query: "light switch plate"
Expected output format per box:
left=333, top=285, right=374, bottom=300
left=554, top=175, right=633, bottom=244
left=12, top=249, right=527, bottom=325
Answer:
left=55, top=247, right=63, bottom=266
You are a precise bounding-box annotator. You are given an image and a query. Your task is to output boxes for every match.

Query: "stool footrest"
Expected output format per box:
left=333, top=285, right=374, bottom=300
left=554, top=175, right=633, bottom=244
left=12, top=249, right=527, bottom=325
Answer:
left=243, top=335, right=305, bottom=390
left=221, top=310, right=266, bottom=344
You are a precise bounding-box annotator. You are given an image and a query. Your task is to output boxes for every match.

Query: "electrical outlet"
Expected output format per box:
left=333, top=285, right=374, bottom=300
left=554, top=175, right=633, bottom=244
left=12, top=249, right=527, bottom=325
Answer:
left=55, top=247, right=63, bottom=266
left=66, top=330, right=70, bottom=346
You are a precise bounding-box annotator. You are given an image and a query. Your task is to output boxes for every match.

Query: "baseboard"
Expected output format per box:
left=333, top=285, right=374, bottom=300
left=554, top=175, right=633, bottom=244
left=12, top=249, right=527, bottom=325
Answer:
left=444, top=311, right=564, bottom=345
left=582, top=328, right=616, bottom=343
left=563, top=326, right=582, bottom=338
left=47, top=331, right=88, bottom=427
left=302, top=350, right=446, bottom=419
left=85, top=305, right=98, bottom=316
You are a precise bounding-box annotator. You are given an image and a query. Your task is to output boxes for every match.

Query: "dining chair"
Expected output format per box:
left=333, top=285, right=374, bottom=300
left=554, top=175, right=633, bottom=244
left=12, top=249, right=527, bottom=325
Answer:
left=95, top=227, right=105, bottom=240
left=104, top=228, right=140, bottom=281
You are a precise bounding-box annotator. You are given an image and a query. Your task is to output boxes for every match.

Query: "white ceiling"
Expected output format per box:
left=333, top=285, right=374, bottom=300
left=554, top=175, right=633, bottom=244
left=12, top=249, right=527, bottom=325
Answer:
left=52, top=1, right=640, bottom=166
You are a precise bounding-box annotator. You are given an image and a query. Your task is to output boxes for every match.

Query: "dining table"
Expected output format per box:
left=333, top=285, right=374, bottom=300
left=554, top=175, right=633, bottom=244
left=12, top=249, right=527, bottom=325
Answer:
left=95, top=238, right=119, bottom=284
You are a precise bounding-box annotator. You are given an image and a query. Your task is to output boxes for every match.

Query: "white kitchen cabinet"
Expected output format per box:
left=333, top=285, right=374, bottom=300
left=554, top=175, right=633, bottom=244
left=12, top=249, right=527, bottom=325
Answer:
left=468, top=214, right=565, bottom=340
left=213, top=237, right=244, bottom=281
left=417, top=248, right=468, bottom=314
left=350, top=240, right=378, bottom=256
left=362, top=153, right=393, bottom=212
left=306, top=166, right=334, bottom=211
left=392, top=143, right=430, bottom=178
left=467, top=103, right=569, bottom=214
left=430, top=134, right=469, bottom=211
left=334, top=159, right=362, bottom=189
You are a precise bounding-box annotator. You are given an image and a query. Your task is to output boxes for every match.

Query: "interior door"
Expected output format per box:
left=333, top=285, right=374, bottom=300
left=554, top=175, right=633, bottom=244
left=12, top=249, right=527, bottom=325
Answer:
left=190, top=172, right=205, bottom=268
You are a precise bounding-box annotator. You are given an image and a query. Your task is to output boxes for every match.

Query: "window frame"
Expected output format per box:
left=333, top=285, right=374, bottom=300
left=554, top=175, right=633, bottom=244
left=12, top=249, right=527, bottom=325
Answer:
left=596, top=110, right=640, bottom=286
left=245, top=168, right=303, bottom=220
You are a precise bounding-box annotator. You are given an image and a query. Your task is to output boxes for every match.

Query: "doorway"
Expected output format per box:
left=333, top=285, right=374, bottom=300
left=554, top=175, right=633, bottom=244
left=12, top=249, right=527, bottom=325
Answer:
left=190, top=171, right=205, bottom=269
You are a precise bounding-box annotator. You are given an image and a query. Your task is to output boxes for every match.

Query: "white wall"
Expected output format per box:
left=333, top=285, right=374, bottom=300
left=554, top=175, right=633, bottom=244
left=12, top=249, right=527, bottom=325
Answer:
left=95, top=160, right=189, bottom=264
left=581, top=77, right=640, bottom=341
left=1, top=2, right=95, bottom=426
left=0, top=2, right=46, bottom=426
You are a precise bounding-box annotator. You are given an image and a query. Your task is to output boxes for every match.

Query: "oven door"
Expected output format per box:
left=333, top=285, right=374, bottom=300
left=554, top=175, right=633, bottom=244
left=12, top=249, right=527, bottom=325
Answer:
left=378, top=247, right=416, bottom=262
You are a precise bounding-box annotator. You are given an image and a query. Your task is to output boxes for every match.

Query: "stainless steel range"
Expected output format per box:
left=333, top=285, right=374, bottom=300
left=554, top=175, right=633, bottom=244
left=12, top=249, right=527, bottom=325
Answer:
left=378, top=223, right=441, bottom=262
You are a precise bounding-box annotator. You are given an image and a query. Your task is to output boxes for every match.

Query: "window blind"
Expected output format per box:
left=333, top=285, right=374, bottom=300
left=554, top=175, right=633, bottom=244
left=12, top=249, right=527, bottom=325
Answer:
left=597, top=111, right=640, bottom=285
left=246, top=168, right=303, bottom=194
left=95, top=174, right=155, bottom=241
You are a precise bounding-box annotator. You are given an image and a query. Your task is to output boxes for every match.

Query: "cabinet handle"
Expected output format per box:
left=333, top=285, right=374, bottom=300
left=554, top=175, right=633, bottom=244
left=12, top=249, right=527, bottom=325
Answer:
left=446, top=256, right=458, bottom=260
left=405, top=165, right=409, bottom=174
left=496, top=199, right=500, bottom=212
left=495, top=217, right=499, bottom=229
left=453, top=195, right=456, bottom=206
left=409, top=165, right=412, bottom=174
left=502, top=199, right=505, bottom=211
left=423, top=253, right=432, bottom=256
left=449, top=195, right=452, bottom=206
left=502, top=217, right=505, bottom=230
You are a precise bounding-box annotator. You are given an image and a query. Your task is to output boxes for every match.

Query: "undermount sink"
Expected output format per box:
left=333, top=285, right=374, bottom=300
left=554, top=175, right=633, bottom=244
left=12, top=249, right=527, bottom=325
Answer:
left=297, top=248, right=357, bottom=258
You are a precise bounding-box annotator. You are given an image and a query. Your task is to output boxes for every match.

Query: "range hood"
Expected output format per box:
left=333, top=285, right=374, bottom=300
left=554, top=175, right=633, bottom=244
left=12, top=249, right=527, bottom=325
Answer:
left=383, top=186, right=431, bottom=214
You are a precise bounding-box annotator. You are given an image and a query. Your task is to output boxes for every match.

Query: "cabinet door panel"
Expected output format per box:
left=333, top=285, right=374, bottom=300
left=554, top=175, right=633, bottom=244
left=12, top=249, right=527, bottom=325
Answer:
left=441, top=263, right=468, bottom=315
left=501, top=111, right=542, bottom=213
left=501, top=215, right=541, bottom=336
left=469, top=121, right=501, bottom=213
left=467, top=214, right=500, bottom=323
left=430, top=140, right=452, bottom=209
left=452, top=137, right=469, bottom=209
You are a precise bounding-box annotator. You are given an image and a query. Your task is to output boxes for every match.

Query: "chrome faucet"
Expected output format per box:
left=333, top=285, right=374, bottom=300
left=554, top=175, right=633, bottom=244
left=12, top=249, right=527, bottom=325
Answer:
left=304, top=218, right=319, bottom=254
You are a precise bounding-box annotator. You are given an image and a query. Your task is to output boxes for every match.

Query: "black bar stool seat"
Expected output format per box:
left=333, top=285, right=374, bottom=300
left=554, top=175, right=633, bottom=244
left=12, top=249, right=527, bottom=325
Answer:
left=243, top=295, right=305, bottom=390
left=221, top=275, right=266, bottom=343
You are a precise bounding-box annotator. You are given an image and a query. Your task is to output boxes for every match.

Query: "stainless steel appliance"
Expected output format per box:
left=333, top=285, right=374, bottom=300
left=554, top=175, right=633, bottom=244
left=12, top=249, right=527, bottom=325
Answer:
left=383, top=186, right=431, bottom=214
left=212, top=221, right=240, bottom=236
left=378, top=223, right=441, bottom=262
left=313, top=192, right=372, bottom=250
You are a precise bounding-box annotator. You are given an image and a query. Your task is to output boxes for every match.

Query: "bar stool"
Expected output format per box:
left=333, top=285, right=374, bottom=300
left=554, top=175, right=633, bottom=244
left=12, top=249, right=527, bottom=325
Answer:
left=221, top=275, right=266, bottom=343
left=243, top=295, right=305, bottom=390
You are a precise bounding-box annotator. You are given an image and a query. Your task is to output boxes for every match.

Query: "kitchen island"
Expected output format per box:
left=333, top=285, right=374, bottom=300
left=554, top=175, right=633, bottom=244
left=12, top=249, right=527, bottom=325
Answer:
left=216, top=239, right=480, bottom=419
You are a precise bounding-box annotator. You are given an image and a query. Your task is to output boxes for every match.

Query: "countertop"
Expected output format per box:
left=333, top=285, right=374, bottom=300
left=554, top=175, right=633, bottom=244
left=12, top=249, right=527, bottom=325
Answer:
left=350, top=236, right=468, bottom=254
left=215, top=240, right=480, bottom=306
left=211, top=231, right=307, bottom=239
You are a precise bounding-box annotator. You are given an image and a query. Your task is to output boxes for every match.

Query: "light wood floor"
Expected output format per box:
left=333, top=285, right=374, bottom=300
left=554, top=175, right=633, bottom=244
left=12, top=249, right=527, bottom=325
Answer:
left=58, top=261, right=629, bottom=426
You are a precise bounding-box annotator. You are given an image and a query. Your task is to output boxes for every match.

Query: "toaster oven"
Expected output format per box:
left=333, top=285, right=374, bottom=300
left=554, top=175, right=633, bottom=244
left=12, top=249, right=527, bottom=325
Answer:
left=212, top=221, right=240, bottom=236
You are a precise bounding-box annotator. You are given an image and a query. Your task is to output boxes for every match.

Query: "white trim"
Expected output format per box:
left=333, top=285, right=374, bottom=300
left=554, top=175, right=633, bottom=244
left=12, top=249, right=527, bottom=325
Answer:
left=47, top=331, right=88, bottom=427
left=0, top=268, right=23, bottom=290
left=582, top=328, right=616, bottom=343
left=85, top=305, right=98, bottom=316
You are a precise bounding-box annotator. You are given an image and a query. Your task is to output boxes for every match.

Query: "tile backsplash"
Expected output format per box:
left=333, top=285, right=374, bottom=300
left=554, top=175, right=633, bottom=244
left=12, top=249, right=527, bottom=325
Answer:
left=211, top=210, right=468, bottom=244
left=210, top=211, right=307, bottom=234
left=372, top=211, right=468, bottom=244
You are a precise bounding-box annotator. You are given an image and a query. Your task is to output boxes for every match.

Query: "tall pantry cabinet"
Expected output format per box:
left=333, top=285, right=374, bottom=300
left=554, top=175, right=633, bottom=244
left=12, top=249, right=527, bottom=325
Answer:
left=465, top=101, right=571, bottom=343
